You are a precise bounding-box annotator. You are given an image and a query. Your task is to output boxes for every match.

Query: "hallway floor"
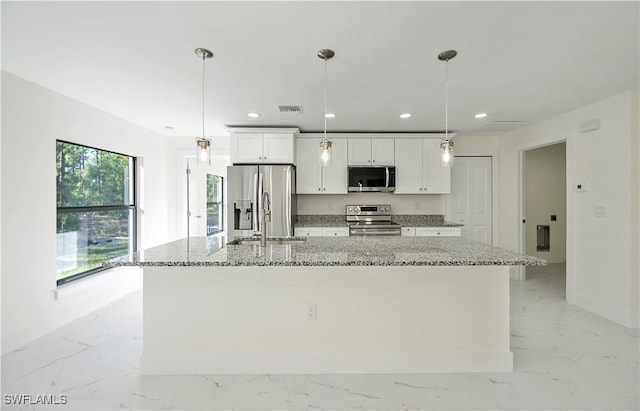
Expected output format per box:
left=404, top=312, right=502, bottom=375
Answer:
left=2, top=263, right=638, bottom=410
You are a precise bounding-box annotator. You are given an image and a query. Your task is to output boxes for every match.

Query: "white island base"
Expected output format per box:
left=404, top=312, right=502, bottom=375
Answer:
left=141, top=265, right=512, bottom=375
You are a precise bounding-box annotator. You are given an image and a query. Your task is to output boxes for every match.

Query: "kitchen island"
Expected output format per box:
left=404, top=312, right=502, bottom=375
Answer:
left=107, top=236, right=543, bottom=375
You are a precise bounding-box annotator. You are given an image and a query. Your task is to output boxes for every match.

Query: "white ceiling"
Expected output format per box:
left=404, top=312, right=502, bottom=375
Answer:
left=2, top=1, right=639, bottom=138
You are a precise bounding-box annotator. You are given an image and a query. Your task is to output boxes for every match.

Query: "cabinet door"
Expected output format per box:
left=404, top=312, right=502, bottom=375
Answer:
left=322, top=138, right=348, bottom=194
left=263, top=133, right=294, bottom=164
left=393, top=139, right=423, bottom=194
left=347, top=139, right=372, bottom=165
left=321, top=227, right=349, bottom=237
left=401, top=227, right=416, bottom=236
left=294, top=227, right=323, bottom=237
left=371, top=138, right=395, bottom=165
left=423, top=139, right=451, bottom=193
left=415, top=227, right=461, bottom=236
left=295, top=139, right=322, bottom=194
left=231, top=133, right=263, bottom=164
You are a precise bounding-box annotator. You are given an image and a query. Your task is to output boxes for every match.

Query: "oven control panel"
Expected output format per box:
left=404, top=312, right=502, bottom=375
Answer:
left=346, top=204, right=392, bottom=216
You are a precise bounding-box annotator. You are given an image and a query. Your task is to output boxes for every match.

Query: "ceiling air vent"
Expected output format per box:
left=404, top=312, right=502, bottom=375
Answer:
left=278, top=105, right=303, bottom=114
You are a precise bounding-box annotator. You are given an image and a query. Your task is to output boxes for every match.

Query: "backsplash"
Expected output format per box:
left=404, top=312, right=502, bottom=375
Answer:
left=297, top=193, right=445, bottom=215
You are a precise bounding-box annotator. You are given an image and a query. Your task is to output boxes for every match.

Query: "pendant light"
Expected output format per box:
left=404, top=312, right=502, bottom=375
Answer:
left=195, top=47, right=213, bottom=165
left=438, top=49, right=457, bottom=167
left=318, top=48, right=335, bottom=166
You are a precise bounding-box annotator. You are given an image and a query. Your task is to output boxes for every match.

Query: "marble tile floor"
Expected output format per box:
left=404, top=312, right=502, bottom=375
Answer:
left=1, top=263, right=638, bottom=411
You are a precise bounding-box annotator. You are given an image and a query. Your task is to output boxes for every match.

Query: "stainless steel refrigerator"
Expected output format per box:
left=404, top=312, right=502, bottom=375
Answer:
left=226, top=165, right=296, bottom=238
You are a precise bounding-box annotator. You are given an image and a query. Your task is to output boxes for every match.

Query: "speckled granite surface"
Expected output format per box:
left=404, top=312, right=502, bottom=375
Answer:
left=295, top=215, right=348, bottom=227
left=294, top=214, right=462, bottom=228
left=105, top=236, right=544, bottom=267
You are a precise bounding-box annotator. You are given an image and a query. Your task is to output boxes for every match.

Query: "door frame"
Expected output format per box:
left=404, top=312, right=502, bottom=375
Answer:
left=516, top=133, right=572, bottom=284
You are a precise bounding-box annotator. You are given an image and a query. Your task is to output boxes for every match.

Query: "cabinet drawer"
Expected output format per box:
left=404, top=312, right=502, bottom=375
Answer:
left=294, top=227, right=322, bottom=237
left=401, top=227, right=416, bottom=236
left=415, top=227, right=461, bottom=237
left=321, top=227, right=349, bottom=237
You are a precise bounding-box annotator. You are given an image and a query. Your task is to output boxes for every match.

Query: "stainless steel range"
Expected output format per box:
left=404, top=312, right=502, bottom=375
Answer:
left=346, top=204, right=401, bottom=236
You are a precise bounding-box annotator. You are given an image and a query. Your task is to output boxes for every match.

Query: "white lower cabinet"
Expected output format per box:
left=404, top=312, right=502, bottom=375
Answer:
left=295, top=227, right=349, bottom=237
left=415, top=227, right=461, bottom=237
left=295, top=227, right=322, bottom=237
left=401, top=227, right=416, bottom=236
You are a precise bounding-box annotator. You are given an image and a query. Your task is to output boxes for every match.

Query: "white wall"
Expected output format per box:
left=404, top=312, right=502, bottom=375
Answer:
left=1, top=72, right=171, bottom=353
left=490, top=89, right=639, bottom=328
left=524, top=143, right=566, bottom=263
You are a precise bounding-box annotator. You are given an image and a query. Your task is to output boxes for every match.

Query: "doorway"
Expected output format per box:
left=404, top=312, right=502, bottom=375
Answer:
left=521, top=142, right=567, bottom=297
left=450, top=156, right=493, bottom=245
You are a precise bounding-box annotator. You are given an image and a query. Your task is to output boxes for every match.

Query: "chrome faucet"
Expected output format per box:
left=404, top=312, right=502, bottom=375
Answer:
left=260, top=191, right=271, bottom=247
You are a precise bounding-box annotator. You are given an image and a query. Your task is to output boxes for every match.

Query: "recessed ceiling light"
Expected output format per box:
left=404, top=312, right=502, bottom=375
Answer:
left=474, top=113, right=488, bottom=119
left=247, top=112, right=261, bottom=118
left=325, top=113, right=336, bottom=118
left=400, top=113, right=412, bottom=119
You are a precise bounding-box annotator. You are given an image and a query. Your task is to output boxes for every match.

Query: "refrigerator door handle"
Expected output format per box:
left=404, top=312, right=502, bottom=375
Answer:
left=253, top=172, right=260, bottom=233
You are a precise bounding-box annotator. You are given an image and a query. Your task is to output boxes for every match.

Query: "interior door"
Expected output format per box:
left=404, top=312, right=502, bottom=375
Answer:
left=450, top=156, right=492, bottom=244
left=188, top=159, right=209, bottom=237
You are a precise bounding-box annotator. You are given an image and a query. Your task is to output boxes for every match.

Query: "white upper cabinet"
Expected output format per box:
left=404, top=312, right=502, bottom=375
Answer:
left=394, top=139, right=423, bottom=193
left=422, top=139, right=451, bottom=193
left=263, top=133, right=295, bottom=163
left=231, top=133, right=263, bottom=163
left=348, top=138, right=395, bottom=166
left=296, top=138, right=347, bottom=194
left=230, top=129, right=297, bottom=164
left=394, top=139, right=450, bottom=194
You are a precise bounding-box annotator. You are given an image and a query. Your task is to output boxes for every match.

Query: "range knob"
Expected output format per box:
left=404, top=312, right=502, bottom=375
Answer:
left=347, top=207, right=353, bottom=212
left=384, top=206, right=390, bottom=212
left=354, top=207, right=360, bottom=213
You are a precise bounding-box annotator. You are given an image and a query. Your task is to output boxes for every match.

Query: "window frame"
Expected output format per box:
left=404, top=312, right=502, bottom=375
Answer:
left=56, top=140, right=137, bottom=286
left=206, top=174, right=224, bottom=236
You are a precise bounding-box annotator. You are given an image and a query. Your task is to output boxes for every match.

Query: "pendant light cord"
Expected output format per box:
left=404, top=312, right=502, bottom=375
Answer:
left=323, top=57, right=328, bottom=141
left=201, top=54, right=206, bottom=140
left=445, top=58, right=449, bottom=141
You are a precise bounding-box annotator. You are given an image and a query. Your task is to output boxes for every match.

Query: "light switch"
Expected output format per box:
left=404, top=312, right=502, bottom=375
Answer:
left=594, top=206, right=606, bottom=217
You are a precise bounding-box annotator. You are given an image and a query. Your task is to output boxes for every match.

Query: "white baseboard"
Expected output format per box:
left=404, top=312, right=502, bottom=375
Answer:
left=141, top=351, right=514, bottom=375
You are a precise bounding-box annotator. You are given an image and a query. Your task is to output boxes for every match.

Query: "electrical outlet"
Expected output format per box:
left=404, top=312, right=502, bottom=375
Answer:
left=306, top=303, right=317, bottom=320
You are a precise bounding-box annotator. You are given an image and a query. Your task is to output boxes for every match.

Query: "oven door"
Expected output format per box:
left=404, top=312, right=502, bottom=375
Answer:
left=349, top=223, right=402, bottom=236
left=348, top=167, right=396, bottom=192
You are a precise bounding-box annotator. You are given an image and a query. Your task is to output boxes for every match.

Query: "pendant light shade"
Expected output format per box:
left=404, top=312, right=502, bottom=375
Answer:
left=196, top=137, right=211, bottom=164
left=318, top=48, right=335, bottom=166
left=195, top=47, right=213, bottom=165
left=440, top=139, right=454, bottom=167
left=320, top=139, right=332, bottom=166
left=438, top=49, right=457, bottom=167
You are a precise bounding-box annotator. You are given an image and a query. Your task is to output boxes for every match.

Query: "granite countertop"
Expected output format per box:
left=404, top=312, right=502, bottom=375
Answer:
left=294, top=215, right=463, bottom=228
left=105, top=236, right=544, bottom=267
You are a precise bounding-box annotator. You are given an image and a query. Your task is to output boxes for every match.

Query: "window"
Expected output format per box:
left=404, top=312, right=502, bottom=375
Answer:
left=206, top=174, right=224, bottom=235
left=56, top=141, right=136, bottom=284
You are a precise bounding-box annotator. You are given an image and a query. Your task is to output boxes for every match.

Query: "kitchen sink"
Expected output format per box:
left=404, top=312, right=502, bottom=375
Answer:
left=227, top=238, right=307, bottom=246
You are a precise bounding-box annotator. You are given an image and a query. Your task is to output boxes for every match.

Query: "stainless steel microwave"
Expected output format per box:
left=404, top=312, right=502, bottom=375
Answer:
left=348, top=166, right=396, bottom=192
